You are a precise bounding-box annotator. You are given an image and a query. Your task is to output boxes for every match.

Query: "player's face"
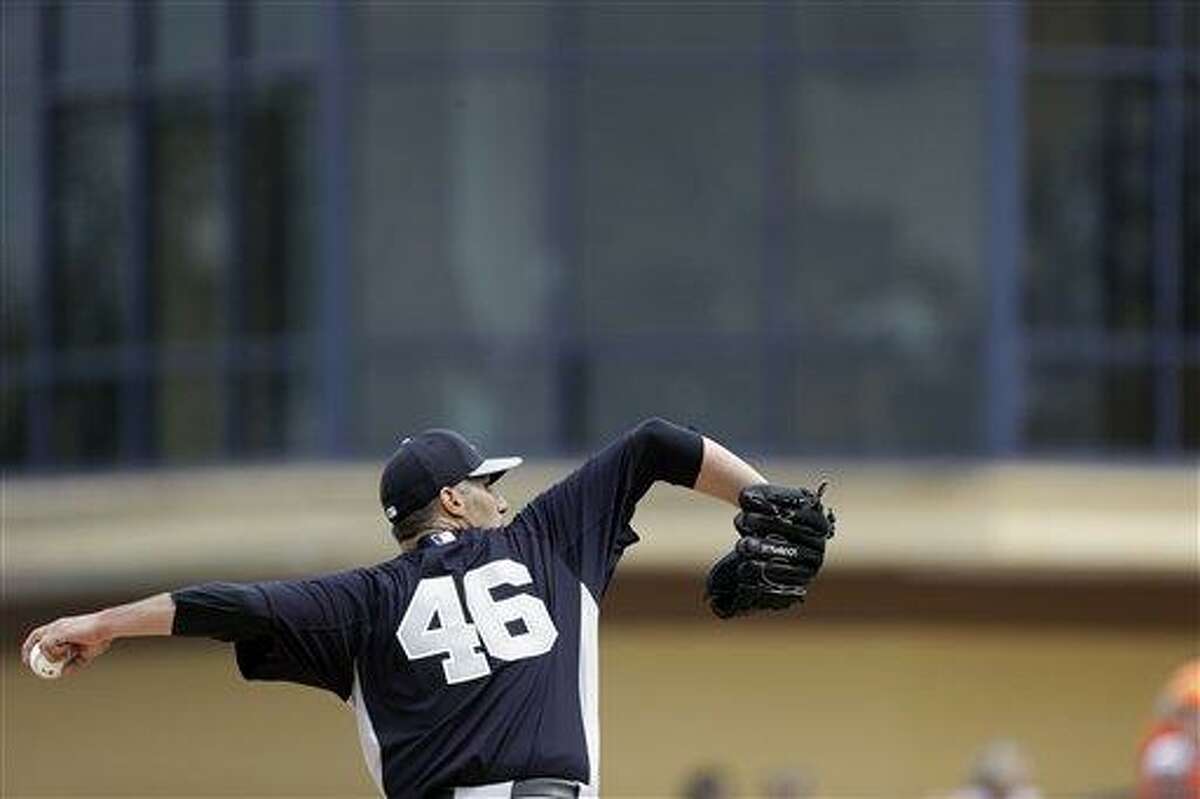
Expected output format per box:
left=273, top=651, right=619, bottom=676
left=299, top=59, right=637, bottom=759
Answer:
left=455, top=478, right=509, bottom=528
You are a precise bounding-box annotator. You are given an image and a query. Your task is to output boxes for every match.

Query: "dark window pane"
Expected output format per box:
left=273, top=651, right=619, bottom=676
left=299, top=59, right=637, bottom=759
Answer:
left=782, top=71, right=986, bottom=453
left=582, top=3, right=761, bottom=50
left=579, top=72, right=762, bottom=334
left=237, top=366, right=319, bottom=456
left=1026, top=78, right=1154, bottom=332
left=60, top=0, right=132, bottom=76
left=360, top=354, right=555, bottom=454
left=784, top=72, right=985, bottom=331
left=237, top=81, right=318, bottom=458
left=1185, top=1, right=1199, bottom=49
left=1184, top=73, right=1199, bottom=333
left=355, top=74, right=549, bottom=339
left=357, top=3, right=547, bottom=53
left=1028, top=0, right=1154, bottom=48
left=3, top=102, right=36, bottom=358
left=2, top=1, right=38, bottom=81
left=1, top=384, right=28, bottom=464
left=793, top=3, right=985, bottom=51
left=584, top=353, right=763, bottom=450
left=1183, top=364, right=1199, bottom=451
left=52, top=380, right=120, bottom=462
left=153, top=94, right=225, bottom=343
left=253, top=0, right=319, bottom=58
left=790, top=339, right=981, bottom=454
left=1025, top=362, right=1154, bottom=450
left=244, top=82, right=315, bottom=336
left=158, top=374, right=223, bottom=460
left=53, top=102, right=132, bottom=349
left=156, top=2, right=224, bottom=74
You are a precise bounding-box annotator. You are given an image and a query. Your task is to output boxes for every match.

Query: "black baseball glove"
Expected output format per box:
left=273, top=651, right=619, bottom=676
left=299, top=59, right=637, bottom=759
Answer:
left=705, top=482, right=836, bottom=619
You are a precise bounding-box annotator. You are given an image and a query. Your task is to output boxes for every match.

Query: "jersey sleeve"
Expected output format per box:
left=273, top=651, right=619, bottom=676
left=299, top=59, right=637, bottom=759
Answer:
left=513, top=417, right=703, bottom=599
left=172, top=569, right=375, bottom=701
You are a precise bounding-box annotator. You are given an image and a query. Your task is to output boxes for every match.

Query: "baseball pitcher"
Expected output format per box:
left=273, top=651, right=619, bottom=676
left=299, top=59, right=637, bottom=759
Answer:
left=21, top=418, right=835, bottom=797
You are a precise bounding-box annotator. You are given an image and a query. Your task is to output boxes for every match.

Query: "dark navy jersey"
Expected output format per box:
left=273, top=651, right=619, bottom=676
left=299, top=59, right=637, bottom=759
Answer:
left=172, top=419, right=702, bottom=798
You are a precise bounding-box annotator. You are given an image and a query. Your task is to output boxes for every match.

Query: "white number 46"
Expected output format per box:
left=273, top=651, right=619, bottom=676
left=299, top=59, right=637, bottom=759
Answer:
left=397, top=558, right=559, bottom=685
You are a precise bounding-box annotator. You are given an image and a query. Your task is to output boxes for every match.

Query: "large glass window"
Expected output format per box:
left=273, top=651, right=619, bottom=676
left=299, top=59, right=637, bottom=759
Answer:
left=3, top=1, right=1195, bottom=468
left=354, top=74, right=550, bottom=340
left=156, top=2, right=225, bottom=76
left=59, top=1, right=132, bottom=77
left=356, top=4, right=547, bottom=54
left=782, top=70, right=986, bottom=451
left=1026, top=78, right=1155, bottom=332
left=354, top=71, right=552, bottom=450
left=152, top=94, right=225, bottom=459
left=1183, top=73, right=1199, bottom=334
left=1028, top=1, right=1155, bottom=48
left=239, top=82, right=319, bottom=455
left=582, top=3, right=762, bottom=51
left=791, top=3, right=985, bottom=52
left=578, top=70, right=763, bottom=335
left=52, top=102, right=132, bottom=351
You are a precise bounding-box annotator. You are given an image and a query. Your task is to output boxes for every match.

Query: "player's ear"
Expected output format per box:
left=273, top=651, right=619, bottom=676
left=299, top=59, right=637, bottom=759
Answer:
left=439, top=484, right=467, bottom=518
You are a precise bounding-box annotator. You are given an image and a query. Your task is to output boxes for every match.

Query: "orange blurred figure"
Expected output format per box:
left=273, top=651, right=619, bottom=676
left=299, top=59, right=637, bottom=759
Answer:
left=1136, top=659, right=1200, bottom=799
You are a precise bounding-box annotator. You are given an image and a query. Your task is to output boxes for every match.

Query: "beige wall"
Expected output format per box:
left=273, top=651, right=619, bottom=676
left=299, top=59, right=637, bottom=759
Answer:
left=5, top=621, right=1194, bottom=797
left=7, top=460, right=1198, bottom=602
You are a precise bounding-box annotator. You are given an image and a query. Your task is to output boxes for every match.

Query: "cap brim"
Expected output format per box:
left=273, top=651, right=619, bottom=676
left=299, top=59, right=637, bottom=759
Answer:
left=468, top=456, right=522, bottom=483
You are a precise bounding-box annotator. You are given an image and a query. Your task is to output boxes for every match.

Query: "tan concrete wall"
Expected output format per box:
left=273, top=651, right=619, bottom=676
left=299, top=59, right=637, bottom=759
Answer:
left=6, top=460, right=1198, bottom=600
left=4, top=622, right=1194, bottom=797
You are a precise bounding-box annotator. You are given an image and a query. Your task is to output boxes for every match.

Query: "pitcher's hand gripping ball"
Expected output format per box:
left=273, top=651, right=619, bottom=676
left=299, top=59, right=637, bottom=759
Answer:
left=705, top=482, right=836, bottom=619
left=29, top=641, right=66, bottom=680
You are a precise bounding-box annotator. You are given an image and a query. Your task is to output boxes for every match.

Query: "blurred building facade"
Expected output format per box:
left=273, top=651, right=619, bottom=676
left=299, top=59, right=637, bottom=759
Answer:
left=3, top=0, right=1198, bottom=469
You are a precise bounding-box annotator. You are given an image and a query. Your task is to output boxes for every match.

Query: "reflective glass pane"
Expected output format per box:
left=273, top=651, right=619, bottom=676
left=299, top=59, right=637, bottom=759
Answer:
left=237, top=366, right=319, bottom=455
left=1, top=382, right=27, bottom=464
left=2, top=1, right=38, bottom=81
left=783, top=73, right=985, bottom=331
left=1185, top=1, right=1199, bottom=49
left=355, top=74, right=549, bottom=338
left=3, top=102, right=36, bottom=357
left=1026, top=78, right=1154, bottom=331
left=793, top=2, right=985, bottom=51
left=153, top=94, right=225, bottom=343
left=582, top=2, right=762, bottom=50
left=585, top=352, right=764, bottom=450
left=357, top=3, right=547, bottom=53
left=156, top=2, right=224, bottom=73
left=360, top=354, right=555, bottom=454
left=253, top=0, right=319, bottom=58
left=1183, top=73, right=1199, bottom=333
left=60, top=0, right=132, bottom=75
left=158, top=374, right=224, bottom=460
left=578, top=71, right=762, bottom=334
left=52, top=379, right=120, bottom=463
left=781, top=71, right=986, bottom=452
left=153, top=92, right=227, bottom=462
left=1183, top=365, right=1199, bottom=451
left=1025, top=362, right=1154, bottom=450
left=53, top=102, right=132, bottom=349
left=244, top=81, right=315, bottom=336
left=1028, top=0, right=1154, bottom=48
left=789, top=337, right=982, bottom=454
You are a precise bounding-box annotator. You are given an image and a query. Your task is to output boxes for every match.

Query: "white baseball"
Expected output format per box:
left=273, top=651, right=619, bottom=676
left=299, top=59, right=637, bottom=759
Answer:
left=30, top=642, right=65, bottom=680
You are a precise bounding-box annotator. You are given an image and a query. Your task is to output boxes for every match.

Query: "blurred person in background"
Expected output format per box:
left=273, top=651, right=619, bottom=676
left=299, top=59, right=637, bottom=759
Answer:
left=1136, top=659, right=1200, bottom=799
left=935, top=739, right=1043, bottom=799
left=681, top=767, right=731, bottom=799
left=762, top=767, right=815, bottom=798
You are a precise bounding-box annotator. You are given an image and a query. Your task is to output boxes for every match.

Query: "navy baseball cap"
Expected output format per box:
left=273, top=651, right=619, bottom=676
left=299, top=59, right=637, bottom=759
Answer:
left=380, top=429, right=521, bottom=525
